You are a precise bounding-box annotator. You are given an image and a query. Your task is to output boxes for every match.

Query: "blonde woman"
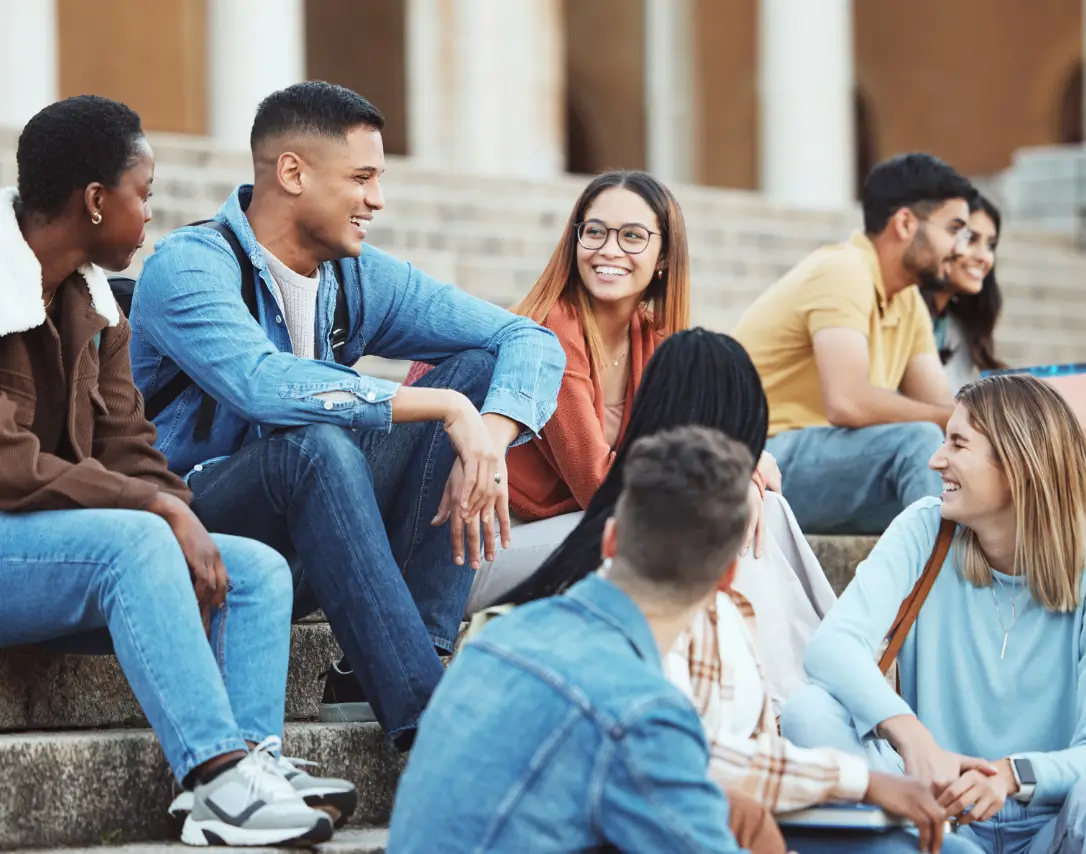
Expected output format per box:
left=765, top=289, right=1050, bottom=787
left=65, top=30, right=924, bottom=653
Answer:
left=782, top=375, right=1086, bottom=853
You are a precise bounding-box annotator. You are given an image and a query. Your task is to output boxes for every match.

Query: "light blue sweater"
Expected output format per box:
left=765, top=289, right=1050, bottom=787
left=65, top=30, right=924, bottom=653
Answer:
left=805, top=497, right=1086, bottom=806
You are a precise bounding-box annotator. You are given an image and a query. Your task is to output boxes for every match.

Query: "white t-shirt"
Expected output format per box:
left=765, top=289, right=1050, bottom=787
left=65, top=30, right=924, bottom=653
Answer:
left=260, top=244, right=320, bottom=359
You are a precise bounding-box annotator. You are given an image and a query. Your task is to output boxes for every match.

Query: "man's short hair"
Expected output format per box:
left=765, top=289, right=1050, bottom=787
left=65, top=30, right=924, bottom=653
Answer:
left=862, top=153, right=976, bottom=235
left=250, top=81, right=385, bottom=152
left=611, top=426, right=752, bottom=607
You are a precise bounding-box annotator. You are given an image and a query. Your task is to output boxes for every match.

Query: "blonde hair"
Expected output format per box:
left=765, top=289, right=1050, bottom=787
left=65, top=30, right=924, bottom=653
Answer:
left=515, top=170, right=691, bottom=373
left=955, top=374, right=1086, bottom=612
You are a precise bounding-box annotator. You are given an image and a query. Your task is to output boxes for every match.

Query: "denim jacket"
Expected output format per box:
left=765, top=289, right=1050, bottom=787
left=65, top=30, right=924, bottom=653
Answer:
left=129, top=185, right=566, bottom=476
left=386, top=574, right=741, bottom=854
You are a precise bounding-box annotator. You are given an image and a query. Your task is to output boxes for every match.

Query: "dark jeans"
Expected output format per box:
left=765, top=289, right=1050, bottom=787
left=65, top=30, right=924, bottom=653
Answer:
left=188, top=350, right=496, bottom=743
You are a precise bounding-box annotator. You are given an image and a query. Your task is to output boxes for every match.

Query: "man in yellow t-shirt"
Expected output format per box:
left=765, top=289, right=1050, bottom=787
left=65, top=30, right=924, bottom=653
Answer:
left=735, top=154, right=974, bottom=534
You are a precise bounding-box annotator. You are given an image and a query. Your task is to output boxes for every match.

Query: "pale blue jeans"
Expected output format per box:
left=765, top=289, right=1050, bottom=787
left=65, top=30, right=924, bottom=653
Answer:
left=766, top=422, right=945, bottom=535
left=782, top=685, right=1086, bottom=853
left=0, top=508, right=294, bottom=784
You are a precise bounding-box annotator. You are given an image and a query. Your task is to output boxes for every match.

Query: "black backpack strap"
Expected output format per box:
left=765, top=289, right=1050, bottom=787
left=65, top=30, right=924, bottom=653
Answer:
left=142, top=219, right=256, bottom=440
left=330, top=260, right=349, bottom=363
left=189, top=220, right=256, bottom=441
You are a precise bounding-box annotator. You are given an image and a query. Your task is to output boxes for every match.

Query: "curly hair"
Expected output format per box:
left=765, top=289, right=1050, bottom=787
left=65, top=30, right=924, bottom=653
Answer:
left=250, top=81, right=384, bottom=151
left=16, top=95, right=144, bottom=219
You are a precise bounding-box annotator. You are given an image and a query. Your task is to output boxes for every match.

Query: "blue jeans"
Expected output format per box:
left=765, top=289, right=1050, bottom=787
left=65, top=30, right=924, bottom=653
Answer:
left=782, top=686, right=1086, bottom=853
left=187, top=350, right=496, bottom=744
left=766, top=422, right=944, bottom=535
left=0, top=508, right=293, bottom=783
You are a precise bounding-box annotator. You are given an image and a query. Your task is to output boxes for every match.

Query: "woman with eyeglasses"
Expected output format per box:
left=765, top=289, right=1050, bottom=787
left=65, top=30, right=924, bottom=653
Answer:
left=407, top=171, right=693, bottom=609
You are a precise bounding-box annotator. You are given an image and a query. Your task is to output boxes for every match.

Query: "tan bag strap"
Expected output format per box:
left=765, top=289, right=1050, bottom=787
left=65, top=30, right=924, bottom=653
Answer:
left=877, top=519, right=956, bottom=675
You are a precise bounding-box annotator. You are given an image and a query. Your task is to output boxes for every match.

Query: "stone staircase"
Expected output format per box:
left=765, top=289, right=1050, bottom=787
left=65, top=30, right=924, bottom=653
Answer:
left=3, top=129, right=1086, bottom=371
left=0, top=535, right=875, bottom=852
left=0, top=128, right=1054, bottom=850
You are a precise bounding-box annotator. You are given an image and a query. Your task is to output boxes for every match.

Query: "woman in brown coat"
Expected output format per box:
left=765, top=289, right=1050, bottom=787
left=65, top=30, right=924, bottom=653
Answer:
left=0, top=96, right=340, bottom=846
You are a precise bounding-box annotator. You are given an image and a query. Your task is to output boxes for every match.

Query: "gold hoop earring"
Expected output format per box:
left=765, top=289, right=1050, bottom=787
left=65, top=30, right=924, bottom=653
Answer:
left=91, top=212, right=103, bottom=225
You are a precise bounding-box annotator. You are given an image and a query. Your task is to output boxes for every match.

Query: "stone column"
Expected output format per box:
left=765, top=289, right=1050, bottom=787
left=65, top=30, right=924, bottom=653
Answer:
left=406, top=0, right=565, bottom=178
left=758, top=0, right=854, bottom=208
left=207, top=0, right=305, bottom=150
left=0, top=0, right=58, bottom=128
left=644, top=0, right=698, bottom=184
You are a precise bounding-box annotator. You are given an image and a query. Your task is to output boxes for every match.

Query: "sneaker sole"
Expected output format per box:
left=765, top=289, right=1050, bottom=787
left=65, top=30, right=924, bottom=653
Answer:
left=180, top=815, right=333, bottom=847
left=303, top=788, right=359, bottom=829
left=318, top=702, right=376, bottom=723
left=173, top=790, right=358, bottom=830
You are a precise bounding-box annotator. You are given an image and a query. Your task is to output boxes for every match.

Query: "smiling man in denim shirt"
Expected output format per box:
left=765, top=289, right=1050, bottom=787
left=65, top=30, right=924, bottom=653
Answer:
left=388, top=427, right=752, bottom=854
left=129, top=82, right=565, bottom=753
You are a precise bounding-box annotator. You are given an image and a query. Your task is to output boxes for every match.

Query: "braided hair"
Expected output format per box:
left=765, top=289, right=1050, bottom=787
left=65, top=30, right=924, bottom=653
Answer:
left=504, top=328, right=768, bottom=604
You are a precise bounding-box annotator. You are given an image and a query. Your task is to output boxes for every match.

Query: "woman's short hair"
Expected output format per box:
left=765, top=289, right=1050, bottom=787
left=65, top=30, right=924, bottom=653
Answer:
left=16, top=95, right=144, bottom=219
left=955, top=374, right=1086, bottom=612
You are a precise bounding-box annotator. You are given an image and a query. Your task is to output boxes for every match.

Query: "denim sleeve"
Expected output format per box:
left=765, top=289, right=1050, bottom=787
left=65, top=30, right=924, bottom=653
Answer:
left=803, top=499, right=937, bottom=735
left=597, top=700, right=741, bottom=853
left=354, top=248, right=566, bottom=443
left=135, top=229, right=397, bottom=433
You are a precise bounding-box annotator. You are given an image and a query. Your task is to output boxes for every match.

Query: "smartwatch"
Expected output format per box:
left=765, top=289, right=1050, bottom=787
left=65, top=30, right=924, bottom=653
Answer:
left=1010, top=756, right=1037, bottom=804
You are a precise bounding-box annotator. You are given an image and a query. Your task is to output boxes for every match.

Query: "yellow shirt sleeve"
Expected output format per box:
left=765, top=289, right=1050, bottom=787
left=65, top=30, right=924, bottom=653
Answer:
left=802, top=253, right=875, bottom=337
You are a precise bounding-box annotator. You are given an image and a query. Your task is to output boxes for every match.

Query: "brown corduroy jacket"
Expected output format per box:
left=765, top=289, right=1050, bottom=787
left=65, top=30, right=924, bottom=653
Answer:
left=0, top=188, right=189, bottom=512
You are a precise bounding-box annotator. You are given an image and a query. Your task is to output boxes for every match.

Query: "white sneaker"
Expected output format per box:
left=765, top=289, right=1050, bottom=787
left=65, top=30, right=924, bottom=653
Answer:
left=180, top=737, right=334, bottom=847
left=170, top=753, right=359, bottom=829
left=274, top=754, right=358, bottom=828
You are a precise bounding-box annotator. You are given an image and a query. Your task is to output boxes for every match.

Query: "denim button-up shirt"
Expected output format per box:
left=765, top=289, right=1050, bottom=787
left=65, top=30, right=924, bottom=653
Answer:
left=387, top=574, right=741, bottom=854
left=129, top=185, right=566, bottom=476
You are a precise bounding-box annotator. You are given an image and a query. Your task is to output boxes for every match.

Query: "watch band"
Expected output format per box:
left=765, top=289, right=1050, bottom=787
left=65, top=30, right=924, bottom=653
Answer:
left=1010, top=756, right=1036, bottom=804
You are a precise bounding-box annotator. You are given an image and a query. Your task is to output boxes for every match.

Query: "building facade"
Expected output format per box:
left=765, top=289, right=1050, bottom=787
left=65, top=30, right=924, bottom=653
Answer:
left=1, top=0, right=1084, bottom=209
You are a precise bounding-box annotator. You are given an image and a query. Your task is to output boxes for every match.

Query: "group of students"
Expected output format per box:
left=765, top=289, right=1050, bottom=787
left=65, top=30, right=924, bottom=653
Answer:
left=0, top=77, right=1082, bottom=854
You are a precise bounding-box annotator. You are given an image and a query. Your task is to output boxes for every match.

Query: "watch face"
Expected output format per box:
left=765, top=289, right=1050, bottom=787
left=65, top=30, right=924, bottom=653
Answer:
left=1014, top=758, right=1037, bottom=786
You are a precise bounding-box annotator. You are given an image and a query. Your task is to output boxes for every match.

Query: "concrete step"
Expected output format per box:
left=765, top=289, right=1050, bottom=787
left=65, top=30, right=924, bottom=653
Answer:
left=0, top=623, right=341, bottom=733
left=17, top=828, right=389, bottom=854
left=0, top=723, right=402, bottom=850
left=0, top=537, right=876, bottom=734
left=806, top=535, right=878, bottom=596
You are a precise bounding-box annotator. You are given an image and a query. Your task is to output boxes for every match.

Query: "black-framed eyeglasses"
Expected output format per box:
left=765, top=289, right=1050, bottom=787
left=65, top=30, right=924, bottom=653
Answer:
left=576, top=219, right=660, bottom=255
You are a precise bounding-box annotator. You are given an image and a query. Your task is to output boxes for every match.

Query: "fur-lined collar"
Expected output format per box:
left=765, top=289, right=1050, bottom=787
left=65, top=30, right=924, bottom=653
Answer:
left=0, top=187, right=120, bottom=337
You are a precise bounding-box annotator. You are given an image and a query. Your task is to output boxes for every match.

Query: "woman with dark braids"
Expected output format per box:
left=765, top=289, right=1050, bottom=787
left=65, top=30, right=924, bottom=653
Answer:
left=504, top=329, right=836, bottom=716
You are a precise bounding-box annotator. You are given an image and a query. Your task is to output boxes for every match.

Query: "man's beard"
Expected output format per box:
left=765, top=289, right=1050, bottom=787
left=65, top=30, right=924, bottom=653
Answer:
left=905, top=229, right=951, bottom=293
left=916, top=266, right=951, bottom=293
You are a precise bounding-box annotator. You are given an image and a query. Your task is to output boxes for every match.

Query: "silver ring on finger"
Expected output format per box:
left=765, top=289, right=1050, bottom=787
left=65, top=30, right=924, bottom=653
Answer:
left=494, top=473, right=502, bottom=484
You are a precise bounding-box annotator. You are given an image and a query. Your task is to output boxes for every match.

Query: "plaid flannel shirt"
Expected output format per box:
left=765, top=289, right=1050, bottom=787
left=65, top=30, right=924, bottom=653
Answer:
left=665, top=590, right=870, bottom=813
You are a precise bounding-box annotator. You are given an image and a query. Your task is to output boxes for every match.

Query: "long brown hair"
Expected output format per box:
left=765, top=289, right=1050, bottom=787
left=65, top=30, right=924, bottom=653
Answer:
left=955, top=375, right=1086, bottom=612
left=516, top=171, right=691, bottom=373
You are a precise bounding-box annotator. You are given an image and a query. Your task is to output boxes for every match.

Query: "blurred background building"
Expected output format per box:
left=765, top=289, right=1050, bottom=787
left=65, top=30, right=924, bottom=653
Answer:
left=1, top=0, right=1085, bottom=369
left=3, top=0, right=1086, bottom=209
